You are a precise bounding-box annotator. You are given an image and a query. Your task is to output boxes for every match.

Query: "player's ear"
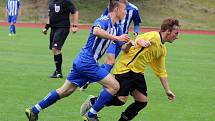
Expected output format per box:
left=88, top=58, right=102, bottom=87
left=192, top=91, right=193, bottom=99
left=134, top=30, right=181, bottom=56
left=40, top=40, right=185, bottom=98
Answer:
left=115, top=5, right=119, bottom=12
left=166, top=29, right=171, bottom=34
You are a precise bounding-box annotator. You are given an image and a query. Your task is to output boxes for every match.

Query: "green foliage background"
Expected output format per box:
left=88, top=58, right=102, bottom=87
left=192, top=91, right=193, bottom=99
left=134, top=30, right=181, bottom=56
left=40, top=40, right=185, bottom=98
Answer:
left=0, top=0, right=215, bottom=30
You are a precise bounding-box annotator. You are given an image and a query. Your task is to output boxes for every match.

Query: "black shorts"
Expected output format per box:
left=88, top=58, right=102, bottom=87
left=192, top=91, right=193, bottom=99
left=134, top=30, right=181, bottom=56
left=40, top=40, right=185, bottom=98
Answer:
left=115, top=71, right=147, bottom=96
left=49, top=27, right=70, bottom=50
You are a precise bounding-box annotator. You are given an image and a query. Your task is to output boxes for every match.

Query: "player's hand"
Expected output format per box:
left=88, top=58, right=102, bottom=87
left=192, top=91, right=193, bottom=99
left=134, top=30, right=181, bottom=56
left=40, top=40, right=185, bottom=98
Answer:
left=71, top=26, right=78, bottom=33
left=128, top=40, right=137, bottom=48
left=133, top=32, right=138, bottom=37
left=117, top=34, right=130, bottom=42
left=42, top=29, right=48, bottom=35
left=166, top=90, right=175, bottom=101
left=137, top=39, right=151, bottom=47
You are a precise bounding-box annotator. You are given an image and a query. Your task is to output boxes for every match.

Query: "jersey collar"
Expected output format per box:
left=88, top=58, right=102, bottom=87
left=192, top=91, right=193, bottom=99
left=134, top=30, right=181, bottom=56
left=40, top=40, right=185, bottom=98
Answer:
left=159, top=32, right=164, bottom=44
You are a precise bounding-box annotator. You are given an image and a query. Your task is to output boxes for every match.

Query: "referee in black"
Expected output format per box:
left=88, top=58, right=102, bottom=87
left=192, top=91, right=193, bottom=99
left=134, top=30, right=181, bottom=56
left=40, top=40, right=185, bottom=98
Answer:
left=42, top=0, right=79, bottom=78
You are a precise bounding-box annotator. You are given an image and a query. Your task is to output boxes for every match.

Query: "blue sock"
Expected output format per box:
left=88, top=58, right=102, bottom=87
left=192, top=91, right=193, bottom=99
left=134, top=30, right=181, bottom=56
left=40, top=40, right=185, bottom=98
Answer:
left=10, top=25, right=13, bottom=34
left=134, top=24, right=139, bottom=34
left=31, top=90, right=60, bottom=114
left=100, top=64, right=113, bottom=72
left=88, top=88, right=113, bottom=117
left=12, top=25, right=16, bottom=34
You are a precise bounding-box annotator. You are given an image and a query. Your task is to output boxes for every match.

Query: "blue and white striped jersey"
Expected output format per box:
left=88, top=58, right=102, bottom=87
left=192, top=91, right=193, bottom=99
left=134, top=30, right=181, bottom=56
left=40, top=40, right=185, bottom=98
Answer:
left=102, top=2, right=141, bottom=34
left=6, top=0, right=21, bottom=16
left=80, top=15, right=122, bottom=61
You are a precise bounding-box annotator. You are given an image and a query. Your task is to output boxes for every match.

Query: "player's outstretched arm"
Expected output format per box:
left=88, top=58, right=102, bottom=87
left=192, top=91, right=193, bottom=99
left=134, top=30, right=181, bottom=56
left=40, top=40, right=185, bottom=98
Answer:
left=71, top=11, right=79, bottom=33
left=159, top=77, right=176, bottom=101
left=93, top=26, right=130, bottom=42
left=18, top=7, right=22, bottom=16
left=42, top=17, right=50, bottom=35
left=5, top=7, right=8, bottom=17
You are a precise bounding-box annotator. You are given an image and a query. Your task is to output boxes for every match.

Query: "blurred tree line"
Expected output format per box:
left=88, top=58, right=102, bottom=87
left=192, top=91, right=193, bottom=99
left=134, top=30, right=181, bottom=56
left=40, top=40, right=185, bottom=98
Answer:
left=1, top=0, right=215, bottom=30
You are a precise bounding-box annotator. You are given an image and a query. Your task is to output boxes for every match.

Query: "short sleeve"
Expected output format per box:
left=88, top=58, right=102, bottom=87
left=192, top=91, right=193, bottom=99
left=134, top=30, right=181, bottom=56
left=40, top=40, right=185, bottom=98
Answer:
left=66, top=0, right=77, bottom=14
left=101, top=8, right=108, bottom=16
left=92, top=16, right=109, bottom=31
left=18, top=0, right=21, bottom=8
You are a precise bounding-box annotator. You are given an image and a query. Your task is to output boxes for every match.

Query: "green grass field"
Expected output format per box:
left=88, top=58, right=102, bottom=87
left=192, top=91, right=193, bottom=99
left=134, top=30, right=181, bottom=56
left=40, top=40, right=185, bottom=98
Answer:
left=0, top=27, right=215, bottom=121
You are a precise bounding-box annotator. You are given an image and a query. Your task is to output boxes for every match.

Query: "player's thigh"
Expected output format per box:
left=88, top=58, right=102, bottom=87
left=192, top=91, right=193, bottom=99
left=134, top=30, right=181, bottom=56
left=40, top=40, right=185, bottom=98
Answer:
left=131, top=89, right=147, bottom=102
left=98, top=73, right=119, bottom=90
left=132, top=74, right=148, bottom=102
left=114, top=71, right=135, bottom=96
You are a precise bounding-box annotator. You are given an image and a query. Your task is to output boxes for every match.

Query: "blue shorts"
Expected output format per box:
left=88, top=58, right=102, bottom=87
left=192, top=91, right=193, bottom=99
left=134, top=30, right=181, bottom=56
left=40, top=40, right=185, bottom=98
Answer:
left=106, top=41, right=124, bottom=58
left=8, top=15, right=17, bottom=23
left=67, top=52, right=109, bottom=87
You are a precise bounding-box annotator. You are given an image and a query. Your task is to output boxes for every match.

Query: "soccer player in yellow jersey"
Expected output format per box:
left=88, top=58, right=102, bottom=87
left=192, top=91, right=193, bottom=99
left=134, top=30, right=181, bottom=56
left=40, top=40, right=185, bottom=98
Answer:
left=112, top=18, right=179, bottom=121
left=80, top=18, right=179, bottom=121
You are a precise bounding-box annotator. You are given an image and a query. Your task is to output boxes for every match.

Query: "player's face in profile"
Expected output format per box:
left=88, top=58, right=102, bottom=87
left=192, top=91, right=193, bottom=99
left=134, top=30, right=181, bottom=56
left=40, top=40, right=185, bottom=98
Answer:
left=117, top=3, right=126, bottom=20
left=166, top=28, right=179, bottom=43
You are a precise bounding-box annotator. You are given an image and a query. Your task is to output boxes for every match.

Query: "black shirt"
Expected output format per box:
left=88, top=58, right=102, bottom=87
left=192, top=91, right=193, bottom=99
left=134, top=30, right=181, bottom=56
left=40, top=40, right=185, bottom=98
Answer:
left=48, top=0, right=77, bottom=28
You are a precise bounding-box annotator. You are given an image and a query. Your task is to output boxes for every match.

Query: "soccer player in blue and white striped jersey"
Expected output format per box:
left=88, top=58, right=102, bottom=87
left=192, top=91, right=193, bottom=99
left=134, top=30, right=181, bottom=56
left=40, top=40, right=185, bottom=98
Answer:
left=80, top=0, right=142, bottom=90
left=6, top=0, right=21, bottom=36
left=101, top=0, right=141, bottom=71
left=103, top=0, right=141, bottom=35
left=25, top=1, right=132, bottom=121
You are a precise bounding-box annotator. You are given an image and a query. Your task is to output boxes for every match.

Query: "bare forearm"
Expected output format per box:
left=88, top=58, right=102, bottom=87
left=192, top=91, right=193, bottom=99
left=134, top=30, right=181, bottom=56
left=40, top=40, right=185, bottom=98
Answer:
left=159, top=77, right=175, bottom=100
left=5, top=7, right=8, bottom=16
left=72, top=11, right=79, bottom=26
left=18, top=8, right=22, bottom=16
left=93, top=27, right=118, bottom=41
left=46, top=16, right=50, bottom=24
left=159, top=77, right=171, bottom=92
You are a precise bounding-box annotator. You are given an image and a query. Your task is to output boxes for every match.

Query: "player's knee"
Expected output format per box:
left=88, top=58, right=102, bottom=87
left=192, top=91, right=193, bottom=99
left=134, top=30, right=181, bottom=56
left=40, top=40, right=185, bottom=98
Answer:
left=52, top=48, right=61, bottom=55
left=112, top=81, right=120, bottom=93
left=56, top=86, right=76, bottom=98
left=108, top=81, right=120, bottom=94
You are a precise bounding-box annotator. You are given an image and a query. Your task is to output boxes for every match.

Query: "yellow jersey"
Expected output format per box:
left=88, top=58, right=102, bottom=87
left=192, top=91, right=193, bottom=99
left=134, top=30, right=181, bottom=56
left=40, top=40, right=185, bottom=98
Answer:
left=113, top=31, right=167, bottom=78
